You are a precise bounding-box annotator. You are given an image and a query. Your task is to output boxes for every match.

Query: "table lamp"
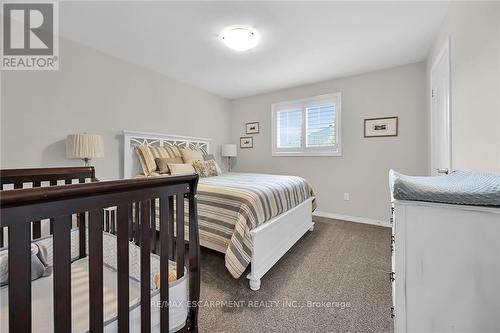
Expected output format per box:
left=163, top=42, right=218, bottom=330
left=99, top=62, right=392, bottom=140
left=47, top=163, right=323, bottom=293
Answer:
left=221, top=144, right=237, bottom=172
left=66, top=133, right=104, bottom=166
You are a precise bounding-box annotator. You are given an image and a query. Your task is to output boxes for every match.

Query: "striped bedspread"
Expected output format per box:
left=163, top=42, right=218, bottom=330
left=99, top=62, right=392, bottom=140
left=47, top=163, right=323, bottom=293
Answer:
left=156, top=172, right=316, bottom=278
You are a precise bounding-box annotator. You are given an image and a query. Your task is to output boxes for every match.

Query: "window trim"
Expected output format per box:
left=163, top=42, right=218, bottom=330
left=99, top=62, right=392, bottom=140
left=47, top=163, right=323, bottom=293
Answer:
left=271, top=92, right=342, bottom=157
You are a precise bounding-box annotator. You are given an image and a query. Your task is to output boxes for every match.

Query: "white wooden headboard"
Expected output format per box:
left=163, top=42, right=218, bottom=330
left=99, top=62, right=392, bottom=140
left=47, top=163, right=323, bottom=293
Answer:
left=123, top=130, right=212, bottom=179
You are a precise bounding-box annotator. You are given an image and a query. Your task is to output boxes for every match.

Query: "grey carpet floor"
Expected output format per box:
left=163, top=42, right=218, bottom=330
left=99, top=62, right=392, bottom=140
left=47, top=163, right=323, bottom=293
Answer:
left=197, top=217, right=394, bottom=333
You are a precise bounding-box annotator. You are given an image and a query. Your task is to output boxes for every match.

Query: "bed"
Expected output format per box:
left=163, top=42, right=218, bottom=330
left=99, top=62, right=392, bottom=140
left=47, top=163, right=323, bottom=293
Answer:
left=123, top=130, right=316, bottom=290
left=0, top=166, right=200, bottom=332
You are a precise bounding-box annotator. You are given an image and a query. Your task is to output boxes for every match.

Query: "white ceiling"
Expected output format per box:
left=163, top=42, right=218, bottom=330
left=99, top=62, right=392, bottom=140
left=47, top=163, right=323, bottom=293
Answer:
left=60, top=1, right=448, bottom=99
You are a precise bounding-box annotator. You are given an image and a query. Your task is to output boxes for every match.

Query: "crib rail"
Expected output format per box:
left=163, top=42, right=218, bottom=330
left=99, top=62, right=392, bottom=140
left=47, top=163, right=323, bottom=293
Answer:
left=0, top=166, right=97, bottom=248
left=0, top=174, right=200, bottom=333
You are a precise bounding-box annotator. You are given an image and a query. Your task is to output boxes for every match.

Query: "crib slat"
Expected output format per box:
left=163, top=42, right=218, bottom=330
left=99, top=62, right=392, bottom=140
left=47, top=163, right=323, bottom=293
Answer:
left=134, top=202, right=140, bottom=245
left=32, top=180, right=42, bottom=239
left=117, top=204, right=130, bottom=333
left=150, top=199, right=157, bottom=253
left=78, top=212, right=86, bottom=258
left=168, top=196, right=175, bottom=260
left=111, top=209, right=116, bottom=234
left=140, top=200, right=151, bottom=332
left=188, top=191, right=200, bottom=331
left=128, top=203, right=134, bottom=241
left=8, top=222, right=31, bottom=332
left=78, top=178, right=87, bottom=258
left=159, top=197, right=170, bottom=333
left=176, top=194, right=184, bottom=280
left=49, top=180, right=57, bottom=234
left=89, top=210, right=104, bottom=333
left=53, top=215, right=72, bottom=333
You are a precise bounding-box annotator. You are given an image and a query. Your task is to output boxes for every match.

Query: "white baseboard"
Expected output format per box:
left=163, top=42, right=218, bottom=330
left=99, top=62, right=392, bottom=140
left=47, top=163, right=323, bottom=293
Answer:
left=313, top=211, right=391, bottom=228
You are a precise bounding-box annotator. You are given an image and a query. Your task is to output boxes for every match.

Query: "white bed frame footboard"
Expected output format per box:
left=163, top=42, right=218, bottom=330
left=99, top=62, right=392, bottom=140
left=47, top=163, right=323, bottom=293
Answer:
left=247, top=197, right=314, bottom=290
left=123, top=130, right=314, bottom=291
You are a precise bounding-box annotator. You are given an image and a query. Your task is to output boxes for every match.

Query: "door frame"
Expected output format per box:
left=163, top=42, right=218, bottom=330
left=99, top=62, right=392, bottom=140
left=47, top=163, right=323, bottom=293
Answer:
left=430, top=36, right=452, bottom=175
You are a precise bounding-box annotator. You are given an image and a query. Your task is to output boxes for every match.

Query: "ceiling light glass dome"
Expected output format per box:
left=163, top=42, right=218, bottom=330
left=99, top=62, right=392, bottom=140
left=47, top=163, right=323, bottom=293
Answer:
left=220, top=26, right=260, bottom=52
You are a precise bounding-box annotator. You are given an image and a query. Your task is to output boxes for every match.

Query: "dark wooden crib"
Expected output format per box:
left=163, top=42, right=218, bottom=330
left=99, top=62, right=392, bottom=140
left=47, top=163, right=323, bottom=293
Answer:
left=0, top=167, right=200, bottom=333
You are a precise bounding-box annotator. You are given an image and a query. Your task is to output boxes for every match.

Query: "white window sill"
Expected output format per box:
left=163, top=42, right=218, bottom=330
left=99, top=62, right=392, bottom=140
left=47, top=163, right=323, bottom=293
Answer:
left=272, top=151, right=342, bottom=157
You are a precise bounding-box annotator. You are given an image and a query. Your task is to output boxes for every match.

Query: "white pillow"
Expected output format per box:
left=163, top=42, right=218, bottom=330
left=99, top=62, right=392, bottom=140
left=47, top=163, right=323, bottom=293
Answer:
left=168, top=163, right=196, bottom=176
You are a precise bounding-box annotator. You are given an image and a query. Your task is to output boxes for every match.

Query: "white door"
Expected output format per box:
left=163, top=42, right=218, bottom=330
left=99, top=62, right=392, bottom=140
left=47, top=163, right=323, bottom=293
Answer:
left=430, top=40, right=451, bottom=176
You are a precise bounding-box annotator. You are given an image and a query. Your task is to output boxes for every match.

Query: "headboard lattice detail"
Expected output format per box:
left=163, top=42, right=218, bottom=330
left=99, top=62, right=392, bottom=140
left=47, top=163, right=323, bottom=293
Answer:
left=123, top=130, right=211, bottom=179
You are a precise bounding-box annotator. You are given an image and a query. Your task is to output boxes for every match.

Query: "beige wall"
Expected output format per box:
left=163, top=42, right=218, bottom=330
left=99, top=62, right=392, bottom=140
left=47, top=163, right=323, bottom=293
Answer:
left=427, top=1, right=500, bottom=174
left=229, top=62, right=427, bottom=222
left=1, top=38, right=231, bottom=180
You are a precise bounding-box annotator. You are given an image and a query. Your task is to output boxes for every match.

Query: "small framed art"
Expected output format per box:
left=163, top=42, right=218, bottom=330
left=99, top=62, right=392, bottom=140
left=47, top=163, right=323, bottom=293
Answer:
left=245, top=122, right=259, bottom=134
left=240, top=137, right=253, bottom=148
left=364, top=117, right=398, bottom=137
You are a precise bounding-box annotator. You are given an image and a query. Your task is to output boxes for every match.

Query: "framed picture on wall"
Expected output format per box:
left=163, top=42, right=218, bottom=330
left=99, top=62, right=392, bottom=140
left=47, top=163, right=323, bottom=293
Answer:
left=240, top=137, right=253, bottom=148
left=245, top=122, right=259, bottom=134
left=364, top=116, right=398, bottom=137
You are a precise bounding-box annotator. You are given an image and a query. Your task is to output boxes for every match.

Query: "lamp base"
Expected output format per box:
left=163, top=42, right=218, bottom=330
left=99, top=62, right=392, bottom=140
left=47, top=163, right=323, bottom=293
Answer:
left=83, top=158, right=91, bottom=166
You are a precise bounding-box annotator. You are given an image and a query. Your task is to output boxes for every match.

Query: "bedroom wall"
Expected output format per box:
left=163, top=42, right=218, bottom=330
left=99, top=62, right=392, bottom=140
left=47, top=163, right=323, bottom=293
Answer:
left=427, top=1, right=500, bottom=174
left=229, top=62, right=427, bottom=224
left=1, top=38, right=231, bottom=180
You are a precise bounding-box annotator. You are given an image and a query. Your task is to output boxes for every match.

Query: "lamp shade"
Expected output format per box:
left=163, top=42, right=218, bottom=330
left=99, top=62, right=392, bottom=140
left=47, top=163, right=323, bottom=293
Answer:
left=66, top=134, right=104, bottom=159
left=221, top=144, right=237, bottom=157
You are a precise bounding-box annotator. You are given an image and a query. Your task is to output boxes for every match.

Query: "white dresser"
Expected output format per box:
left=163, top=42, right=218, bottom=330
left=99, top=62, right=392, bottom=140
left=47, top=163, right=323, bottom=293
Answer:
left=391, top=200, right=500, bottom=333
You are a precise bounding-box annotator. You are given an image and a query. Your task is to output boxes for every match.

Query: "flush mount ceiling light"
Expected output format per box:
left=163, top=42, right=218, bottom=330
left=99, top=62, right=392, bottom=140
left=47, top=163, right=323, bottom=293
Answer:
left=220, top=26, right=259, bottom=52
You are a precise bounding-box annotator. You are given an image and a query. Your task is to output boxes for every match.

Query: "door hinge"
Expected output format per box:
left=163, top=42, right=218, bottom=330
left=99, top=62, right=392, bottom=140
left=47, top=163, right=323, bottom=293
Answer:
left=391, top=306, right=395, bottom=318
left=431, top=89, right=436, bottom=98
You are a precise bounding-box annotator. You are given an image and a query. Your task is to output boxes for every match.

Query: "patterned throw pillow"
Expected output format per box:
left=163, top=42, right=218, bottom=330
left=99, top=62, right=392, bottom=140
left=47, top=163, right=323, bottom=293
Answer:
left=203, top=154, right=222, bottom=175
left=192, top=160, right=218, bottom=177
left=192, top=161, right=206, bottom=176
left=204, top=160, right=218, bottom=177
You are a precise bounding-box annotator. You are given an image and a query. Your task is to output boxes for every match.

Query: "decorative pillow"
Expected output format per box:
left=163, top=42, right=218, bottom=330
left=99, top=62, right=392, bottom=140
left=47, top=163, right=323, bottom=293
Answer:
left=135, top=146, right=156, bottom=175
left=192, top=160, right=219, bottom=177
left=204, top=160, right=219, bottom=177
left=203, top=154, right=222, bottom=175
left=168, top=163, right=196, bottom=176
left=180, top=148, right=204, bottom=164
left=192, top=160, right=205, bottom=176
left=135, top=146, right=182, bottom=175
left=163, top=146, right=182, bottom=158
left=155, top=157, right=183, bottom=174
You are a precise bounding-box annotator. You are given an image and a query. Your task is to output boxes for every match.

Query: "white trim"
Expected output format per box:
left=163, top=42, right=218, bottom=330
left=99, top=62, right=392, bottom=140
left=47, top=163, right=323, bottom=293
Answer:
left=313, top=210, right=391, bottom=228
left=429, top=36, right=452, bottom=175
left=123, top=130, right=212, bottom=143
left=271, top=92, right=342, bottom=157
left=393, top=199, right=500, bottom=214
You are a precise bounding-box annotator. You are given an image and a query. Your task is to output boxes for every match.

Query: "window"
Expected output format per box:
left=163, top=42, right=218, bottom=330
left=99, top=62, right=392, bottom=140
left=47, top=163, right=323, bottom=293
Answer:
left=272, top=93, right=342, bottom=156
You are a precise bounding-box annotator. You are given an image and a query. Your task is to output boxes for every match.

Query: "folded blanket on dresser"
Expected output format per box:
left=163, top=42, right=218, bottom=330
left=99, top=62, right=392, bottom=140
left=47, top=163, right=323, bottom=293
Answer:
left=389, top=169, right=500, bottom=206
left=154, top=172, right=316, bottom=279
